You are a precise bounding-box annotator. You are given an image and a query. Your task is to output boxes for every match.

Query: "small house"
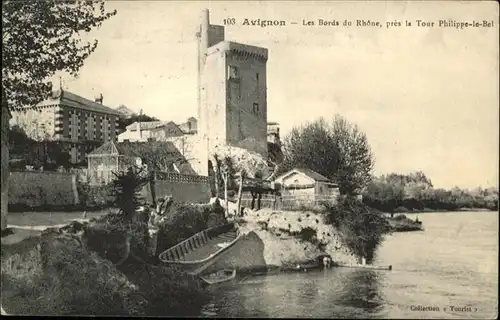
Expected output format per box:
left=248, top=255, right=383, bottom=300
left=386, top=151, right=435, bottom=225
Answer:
left=87, top=140, right=196, bottom=185
left=274, top=168, right=340, bottom=203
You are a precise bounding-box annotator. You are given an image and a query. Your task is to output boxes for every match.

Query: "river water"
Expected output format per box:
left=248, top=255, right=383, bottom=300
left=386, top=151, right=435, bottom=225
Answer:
left=200, top=211, right=498, bottom=319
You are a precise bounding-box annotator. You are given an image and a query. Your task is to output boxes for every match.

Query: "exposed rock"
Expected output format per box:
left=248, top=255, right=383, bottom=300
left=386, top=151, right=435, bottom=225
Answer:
left=240, top=208, right=358, bottom=266
left=211, top=145, right=273, bottom=179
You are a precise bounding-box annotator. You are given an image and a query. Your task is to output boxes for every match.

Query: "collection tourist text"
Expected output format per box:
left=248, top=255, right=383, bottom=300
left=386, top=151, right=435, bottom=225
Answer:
left=225, top=18, right=495, bottom=29
left=409, top=305, right=478, bottom=313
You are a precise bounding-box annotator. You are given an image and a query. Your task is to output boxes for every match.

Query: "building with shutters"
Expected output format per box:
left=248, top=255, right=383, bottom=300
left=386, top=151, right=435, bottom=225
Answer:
left=9, top=89, right=122, bottom=164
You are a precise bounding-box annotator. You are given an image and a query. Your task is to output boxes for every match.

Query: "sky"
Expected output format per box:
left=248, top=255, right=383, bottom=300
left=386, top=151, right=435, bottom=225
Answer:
left=55, top=0, right=499, bottom=189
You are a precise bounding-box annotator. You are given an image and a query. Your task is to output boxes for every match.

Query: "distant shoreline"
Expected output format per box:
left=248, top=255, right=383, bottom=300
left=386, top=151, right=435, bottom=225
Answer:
left=393, top=207, right=495, bottom=214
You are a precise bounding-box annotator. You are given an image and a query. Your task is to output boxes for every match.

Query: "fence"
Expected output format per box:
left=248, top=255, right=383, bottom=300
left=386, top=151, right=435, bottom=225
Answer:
left=240, top=194, right=338, bottom=211
left=155, top=171, right=212, bottom=184
left=141, top=172, right=213, bottom=204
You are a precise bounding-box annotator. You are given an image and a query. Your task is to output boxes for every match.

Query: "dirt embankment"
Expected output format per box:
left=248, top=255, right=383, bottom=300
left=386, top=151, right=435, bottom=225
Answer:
left=237, top=208, right=359, bottom=266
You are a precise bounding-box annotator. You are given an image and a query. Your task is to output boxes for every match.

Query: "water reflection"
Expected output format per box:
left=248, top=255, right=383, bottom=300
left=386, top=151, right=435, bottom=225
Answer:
left=202, top=268, right=385, bottom=318
left=336, top=270, right=385, bottom=318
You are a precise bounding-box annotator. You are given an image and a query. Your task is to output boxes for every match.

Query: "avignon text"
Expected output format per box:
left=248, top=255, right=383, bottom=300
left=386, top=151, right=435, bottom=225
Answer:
left=242, top=19, right=286, bottom=27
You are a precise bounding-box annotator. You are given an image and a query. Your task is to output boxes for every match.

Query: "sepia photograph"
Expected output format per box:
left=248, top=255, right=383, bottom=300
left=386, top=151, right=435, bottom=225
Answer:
left=1, top=0, right=498, bottom=318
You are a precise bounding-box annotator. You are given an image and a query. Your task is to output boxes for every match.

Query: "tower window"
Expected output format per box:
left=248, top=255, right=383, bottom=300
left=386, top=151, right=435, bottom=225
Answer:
left=253, top=103, right=259, bottom=114
left=256, top=73, right=260, bottom=97
left=228, top=66, right=240, bottom=80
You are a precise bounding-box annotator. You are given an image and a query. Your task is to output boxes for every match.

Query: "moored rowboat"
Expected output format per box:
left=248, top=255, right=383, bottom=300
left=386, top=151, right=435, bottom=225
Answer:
left=200, top=269, right=237, bottom=285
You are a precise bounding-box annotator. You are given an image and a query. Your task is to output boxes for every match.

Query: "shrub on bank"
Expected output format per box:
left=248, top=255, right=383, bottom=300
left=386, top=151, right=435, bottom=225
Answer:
left=77, top=182, right=115, bottom=210
left=154, top=200, right=226, bottom=254
left=323, top=196, right=391, bottom=263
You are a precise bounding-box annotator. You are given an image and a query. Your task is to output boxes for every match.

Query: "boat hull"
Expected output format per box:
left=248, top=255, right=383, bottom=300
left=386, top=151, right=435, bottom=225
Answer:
left=200, top=269, right=236, bottom=285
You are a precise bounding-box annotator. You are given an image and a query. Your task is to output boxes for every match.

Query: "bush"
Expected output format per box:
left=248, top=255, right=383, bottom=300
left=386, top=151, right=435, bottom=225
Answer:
left=154, top=201, right=225, bottom=253
left=81, top=216, right=209, bottom=316
left=77, top=182, right=115, bottom=210
left=324, top=196, right=391, bottom=263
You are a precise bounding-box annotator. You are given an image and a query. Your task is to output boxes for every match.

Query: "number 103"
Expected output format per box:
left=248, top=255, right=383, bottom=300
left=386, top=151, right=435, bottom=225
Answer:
left=224, top=18, right=236, bottom=25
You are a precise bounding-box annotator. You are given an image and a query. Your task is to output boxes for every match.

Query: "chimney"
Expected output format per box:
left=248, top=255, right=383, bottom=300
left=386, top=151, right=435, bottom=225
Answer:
left=51, top=77, right=63, bottom=98
left=94, top=93, right=103, bottom=104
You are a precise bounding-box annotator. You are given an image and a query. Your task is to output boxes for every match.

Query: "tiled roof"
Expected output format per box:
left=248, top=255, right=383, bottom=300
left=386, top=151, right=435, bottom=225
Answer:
left=36, top=90, right=122, bottom=116
left=295, top=168, right=330, bottom=182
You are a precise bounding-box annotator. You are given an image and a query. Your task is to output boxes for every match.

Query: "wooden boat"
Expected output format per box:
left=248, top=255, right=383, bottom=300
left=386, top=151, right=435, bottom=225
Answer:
left=336, top=264, right=393, bottom=271
left=200, top=268, right=236, bottom=285
left=158, top=223, right=241, bottom=275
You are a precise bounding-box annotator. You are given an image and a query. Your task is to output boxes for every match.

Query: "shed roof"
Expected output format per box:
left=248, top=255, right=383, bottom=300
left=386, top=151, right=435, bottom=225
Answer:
left=276, top=168, right=331, bottom=183
left=295, top=168, right=330, bottom=182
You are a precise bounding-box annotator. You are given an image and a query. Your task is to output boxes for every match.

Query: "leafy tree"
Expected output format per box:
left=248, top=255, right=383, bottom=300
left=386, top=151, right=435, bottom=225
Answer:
left=280, top=118, right=339, bottom=179
left=330, top=115, right=374, bottom=194
left=117, top=112, right=160, bottom=132
left=1, top=0, right=117, bottom=230
left=280, top=115, right=374, bottom=195
left=2, top=0, right=117, bottom=108
left=8, top=125, right=34, bottom=158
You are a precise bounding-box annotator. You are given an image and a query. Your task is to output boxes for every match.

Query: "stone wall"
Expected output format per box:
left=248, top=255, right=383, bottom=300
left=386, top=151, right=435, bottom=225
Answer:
left=8, top=171, right=78, bottom=209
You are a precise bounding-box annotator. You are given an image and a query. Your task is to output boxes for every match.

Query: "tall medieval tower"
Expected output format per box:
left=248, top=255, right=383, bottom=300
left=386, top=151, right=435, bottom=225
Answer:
left=196, top=9, right=269, bottom=175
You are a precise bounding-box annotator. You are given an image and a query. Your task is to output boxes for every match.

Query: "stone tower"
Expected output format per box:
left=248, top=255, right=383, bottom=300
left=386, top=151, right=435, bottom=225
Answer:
left=196, top=9, right=269, bottom=175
